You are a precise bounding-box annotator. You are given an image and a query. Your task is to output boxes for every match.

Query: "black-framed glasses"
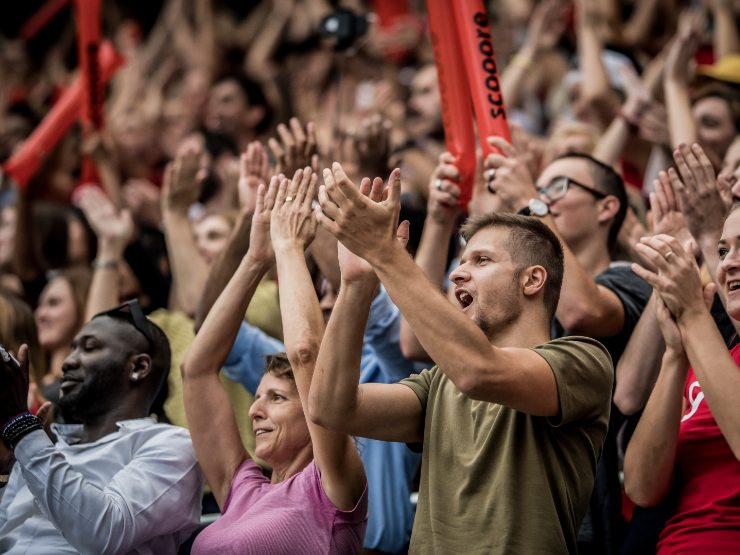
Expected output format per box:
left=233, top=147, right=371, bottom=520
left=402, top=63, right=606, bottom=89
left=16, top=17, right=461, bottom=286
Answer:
left=537, top=176, right=608, bottom=202
left=95, top=299, right=153, bottom=348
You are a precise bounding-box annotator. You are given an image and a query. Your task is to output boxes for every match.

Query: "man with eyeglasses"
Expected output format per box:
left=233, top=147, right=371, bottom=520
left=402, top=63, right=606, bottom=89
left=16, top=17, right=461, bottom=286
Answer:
left=0, top=301, right=203, bottom=555
left=485, top=138, right=652, bottom=555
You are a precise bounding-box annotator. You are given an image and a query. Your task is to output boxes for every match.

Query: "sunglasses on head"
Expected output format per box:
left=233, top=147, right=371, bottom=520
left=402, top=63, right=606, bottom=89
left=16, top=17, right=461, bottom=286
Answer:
left=537, top=175, right=608, bottom=201
left=96, top=299, right=153, bottom=349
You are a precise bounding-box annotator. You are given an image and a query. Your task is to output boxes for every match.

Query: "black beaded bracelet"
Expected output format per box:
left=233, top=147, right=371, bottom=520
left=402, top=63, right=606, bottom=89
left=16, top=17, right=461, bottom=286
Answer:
left=1, top=412, right=43, bottom=449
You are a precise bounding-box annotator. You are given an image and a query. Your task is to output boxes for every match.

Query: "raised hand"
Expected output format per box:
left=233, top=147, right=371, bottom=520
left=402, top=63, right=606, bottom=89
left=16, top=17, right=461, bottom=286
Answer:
left=631, top=234, right=706, bottom=321
left=122, top=178, right=162, bottom=228
left=483, top=136, right=538, bottom=213
left=672, top=143, right=732, bottom=241
left=247, top=176, right=280, bottom=266
left=239, top=141, right=270, bottom=215
left=664, top=11, right=703, bottom=85
left=268, top=118, right=318, bottom=178
left=651, top=171, right=690, bottom=240
left=428, top=152, right=463, bottom=224
left=316, top=163, right=402, bottom=265
left=525, top=0, right=568, bottom=55
left=76, top=185, right=135, bottom=258
left=270, top=168, right=319, bottom=252
left=163, top=145, right=207, bottom=214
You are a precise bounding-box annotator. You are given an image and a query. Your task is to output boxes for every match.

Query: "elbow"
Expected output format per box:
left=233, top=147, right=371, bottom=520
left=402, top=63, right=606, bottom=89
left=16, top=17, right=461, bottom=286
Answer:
left=307, top=393, right=342, bottom=432
left=613, top=385, right=642, bottom=416
left=287, top=339, right=319, bottom=369
left=557, top=301, right=610, bottom=335
left=624, top=478, right=665, bottom=509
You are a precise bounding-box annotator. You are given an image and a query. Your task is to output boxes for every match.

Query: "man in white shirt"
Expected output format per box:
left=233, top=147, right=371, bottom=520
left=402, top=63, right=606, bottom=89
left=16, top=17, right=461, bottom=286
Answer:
left=0, top=300, right=202, bottom=555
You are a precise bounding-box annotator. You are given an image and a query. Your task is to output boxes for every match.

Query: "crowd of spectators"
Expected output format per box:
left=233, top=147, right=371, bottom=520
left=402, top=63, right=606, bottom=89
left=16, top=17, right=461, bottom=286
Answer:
left=0, top=0, right=739, bottom=553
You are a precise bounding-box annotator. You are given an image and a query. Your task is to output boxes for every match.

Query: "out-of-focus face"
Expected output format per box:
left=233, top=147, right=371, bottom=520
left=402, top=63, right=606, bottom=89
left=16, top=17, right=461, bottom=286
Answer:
left=0, top=205, right=17, bottom=266
left=248, top=372, right=311, bottom=467
left=204, top=80, right=248, bottom=138
left=536, top=158, right=604, bottom=249
left=693, top=96, right=736, bottom=170
left=407, top=65, right=442, bottom=138
left=720, top=138, right=740, bottom=202
left=193, top=214, right=233, bottom=265
left=717, top=209, right=740, bottom=320
left=35, top=276, right=79, bottom=352
left=448, top=227, right=522, bottom=337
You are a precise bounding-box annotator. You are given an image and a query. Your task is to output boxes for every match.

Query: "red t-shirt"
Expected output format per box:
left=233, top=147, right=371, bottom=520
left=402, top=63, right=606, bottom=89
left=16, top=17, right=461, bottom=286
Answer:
left=657, top=344, right=740, bottom=554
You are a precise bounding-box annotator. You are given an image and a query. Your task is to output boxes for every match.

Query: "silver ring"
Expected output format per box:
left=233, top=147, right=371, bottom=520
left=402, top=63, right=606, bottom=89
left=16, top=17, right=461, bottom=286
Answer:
left=485, top=168, right=496, bottom=182
left=435, top=179, right=444, bottom=191
left=284, top=196, right=294, bottom=202
left=664, top=251, right=674, bottom=261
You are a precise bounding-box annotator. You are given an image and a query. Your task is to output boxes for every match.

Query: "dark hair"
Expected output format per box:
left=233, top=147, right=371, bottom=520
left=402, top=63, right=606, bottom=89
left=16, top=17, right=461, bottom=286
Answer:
left=460, top=213, right=564, bottom=321
left=554, top=152, right=628, bottom=250
left=214, top=73, right=273, bottom=134
left=264, top=352, right=294, bottom=381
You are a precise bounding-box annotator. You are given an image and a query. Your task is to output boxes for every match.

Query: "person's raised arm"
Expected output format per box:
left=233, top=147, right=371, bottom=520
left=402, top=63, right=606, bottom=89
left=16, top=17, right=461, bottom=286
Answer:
left=310, top=177, right=423, bottom=442
left=485, top=137, right=626, bottom=336
left=316, top=164, right=559, bottom=415
left=194, top=141, right=270, bottom=331
left=711, top=0, right=740, bottom=60
left=181, top=179, right=277, bottom=508
left=664, top=13, right=702, bottom=150
left=614, top=172, right=691, bottom=415
left=161, top=145, right=209, bottom=317
left=270, top=168, right=366, bottom=510
left=77, top=186, right=135, bottom=321
left=399, top=152, right=461, bottom=362
left=623, top=297, right=689, bottom=507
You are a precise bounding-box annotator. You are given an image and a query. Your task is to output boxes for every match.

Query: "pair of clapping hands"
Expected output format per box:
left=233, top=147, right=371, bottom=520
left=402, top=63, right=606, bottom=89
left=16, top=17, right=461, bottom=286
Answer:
left=245, top=163, right=407, bottom=284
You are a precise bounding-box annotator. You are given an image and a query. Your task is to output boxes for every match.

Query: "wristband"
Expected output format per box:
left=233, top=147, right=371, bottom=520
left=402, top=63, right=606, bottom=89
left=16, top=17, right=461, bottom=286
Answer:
left=92, top=259, right=118, bottom=270
left=1, top=412, right=43, bottom=449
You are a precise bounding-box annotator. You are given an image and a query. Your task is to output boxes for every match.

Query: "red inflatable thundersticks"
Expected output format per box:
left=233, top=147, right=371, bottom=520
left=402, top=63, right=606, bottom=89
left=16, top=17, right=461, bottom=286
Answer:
left=426, top=0, right=511, bottom=206
left=2, top=41, right=124, bottom=189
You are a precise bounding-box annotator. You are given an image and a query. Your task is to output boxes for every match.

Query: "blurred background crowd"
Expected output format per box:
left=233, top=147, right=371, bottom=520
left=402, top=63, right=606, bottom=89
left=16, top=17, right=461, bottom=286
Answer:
left=0, top=0, right=739, bottom=554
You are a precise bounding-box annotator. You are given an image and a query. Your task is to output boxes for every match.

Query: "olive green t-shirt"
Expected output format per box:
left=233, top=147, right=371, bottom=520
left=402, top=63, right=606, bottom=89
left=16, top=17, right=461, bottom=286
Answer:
left=400, top=336, right=613, bottom=554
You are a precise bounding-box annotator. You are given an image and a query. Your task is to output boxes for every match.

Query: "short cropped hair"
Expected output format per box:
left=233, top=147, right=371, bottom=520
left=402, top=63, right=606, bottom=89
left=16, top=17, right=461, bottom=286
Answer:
left=554, top=152, right=627, bottom=250
left=460, top=213, right=564, bottom=320
left=264, top=352, right=295, bottom=381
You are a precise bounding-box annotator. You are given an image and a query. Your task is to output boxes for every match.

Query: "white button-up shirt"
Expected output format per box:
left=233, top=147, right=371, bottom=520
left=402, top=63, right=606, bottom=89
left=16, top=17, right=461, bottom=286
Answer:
left=0, top=418, right=203, bottom=555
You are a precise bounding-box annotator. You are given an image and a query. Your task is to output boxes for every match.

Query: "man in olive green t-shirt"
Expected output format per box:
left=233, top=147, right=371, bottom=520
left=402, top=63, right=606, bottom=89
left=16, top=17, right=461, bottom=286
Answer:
left=309, top=165, right=614, bottom=554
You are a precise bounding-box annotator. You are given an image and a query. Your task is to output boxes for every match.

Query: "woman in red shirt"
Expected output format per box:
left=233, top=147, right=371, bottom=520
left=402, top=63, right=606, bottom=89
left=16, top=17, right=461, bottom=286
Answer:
left=624, top=207, right=740, bottom=554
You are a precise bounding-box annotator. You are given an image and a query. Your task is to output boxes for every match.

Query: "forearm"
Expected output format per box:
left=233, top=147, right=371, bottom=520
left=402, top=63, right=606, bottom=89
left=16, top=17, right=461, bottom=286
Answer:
left=577, top=23, right=611, bottom=105
left=275, top=246, right=324, bottom=366
left=714, top=3, right=740, bottom=59
left=183, top=254, right=269, bottom=379
left=194, top=212, right=252, bottom=330
left=162, top=210, right=208, bottom=317
left=624, top=350, right=688, bottom=507
left=593, top=115, right=631, bottom=167
left=311, top=279, right=375, bottom=431
left=84, top=242, right=124, bottom=322
left=664, top=80, right=697, bottom=148
left=501, top=45, right=536, bottom=109
left=614, top=295, right=666, bottom=415
left=679, top=308, right=740, bottom=459
left=621, top=0, right=659, bottom=47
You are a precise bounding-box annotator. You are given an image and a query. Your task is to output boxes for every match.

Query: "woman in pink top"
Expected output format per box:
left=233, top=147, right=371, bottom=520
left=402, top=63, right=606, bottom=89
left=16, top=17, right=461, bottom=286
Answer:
left=625, top=191, right=740, bottom=553
left=182, top=169, right=368, bottom=554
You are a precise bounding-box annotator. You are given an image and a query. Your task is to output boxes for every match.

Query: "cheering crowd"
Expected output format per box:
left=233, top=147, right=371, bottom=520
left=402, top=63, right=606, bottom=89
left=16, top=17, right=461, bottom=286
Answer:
left=1, top=0, right=739, bottom=553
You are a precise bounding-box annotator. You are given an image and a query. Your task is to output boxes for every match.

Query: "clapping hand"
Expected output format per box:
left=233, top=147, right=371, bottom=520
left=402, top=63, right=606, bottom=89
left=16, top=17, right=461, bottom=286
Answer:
left=428, top=152, right=462, bottom=224
left=163, top=145, right=207, bottom=215
left=247, top=176, right=280, bottom=267
left=317, top=163, right=403, bottom=265
left=76, top=185, right=135, bottom=259
left=239, top=141, right=270, bottom=215
left=671, top=143, right=732, bottom=241
left=270, top=168, right=319, bottom=253
left=268, top=118, right=318, bottom=178
left=483, top=137, right=538, bottom=213
left=0, top=345, right=30, bottom=429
